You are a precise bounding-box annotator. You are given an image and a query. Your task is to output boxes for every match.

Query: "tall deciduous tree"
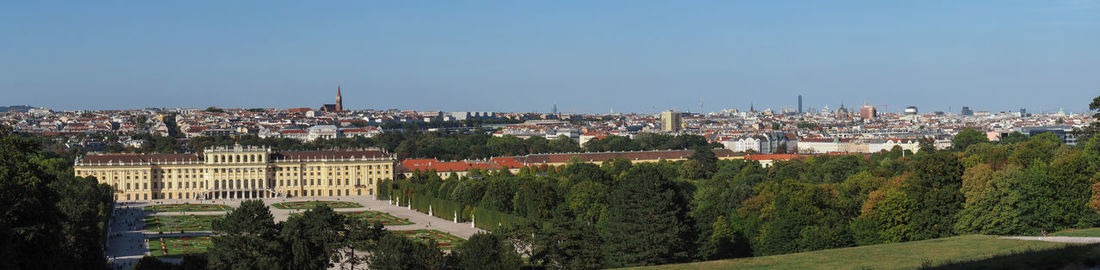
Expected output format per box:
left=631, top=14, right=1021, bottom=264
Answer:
left=534, top=207, right=603, bottom=270
left=367, top=234, right=446, bottom=270
left=599, top=164, right=693, bottom=267
left=451, top=232, right=523, bottom=270
left=952, top=128, right=989, bottom=151
left=281, top=205, right=347, bottom=270
left=208, top=200, right=285, bottom=270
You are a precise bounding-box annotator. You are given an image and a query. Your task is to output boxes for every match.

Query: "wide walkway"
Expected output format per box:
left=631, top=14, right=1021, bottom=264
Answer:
left=105, top=196, right=486, bottom=269
left=1002, top=236, right=1100, bottom=244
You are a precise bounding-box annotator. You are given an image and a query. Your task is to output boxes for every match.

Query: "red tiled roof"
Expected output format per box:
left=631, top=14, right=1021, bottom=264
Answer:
left=400, top=157, right=525, bottom=173
left=516, top=149, right=739, bottom=164
left=276, top=149, right=390, bottom=160
left=743, top=154, right=808, bottom=161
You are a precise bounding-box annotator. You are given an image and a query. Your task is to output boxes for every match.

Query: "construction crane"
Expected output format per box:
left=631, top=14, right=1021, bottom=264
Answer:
left=876, top=104, right=889, bottom=115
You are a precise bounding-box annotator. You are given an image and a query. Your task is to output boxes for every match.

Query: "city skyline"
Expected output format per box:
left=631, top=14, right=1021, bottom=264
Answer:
left=3, top=1, right=1099, bottom=113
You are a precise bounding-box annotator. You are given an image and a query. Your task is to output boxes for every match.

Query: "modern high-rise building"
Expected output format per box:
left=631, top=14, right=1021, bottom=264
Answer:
left=961, top=106, right=974, bottom=116
left=860, top=105, right=877, bottom=119
left=660, top=110, right=681, bottom=132
left=798, top=95, right=803, bottom=114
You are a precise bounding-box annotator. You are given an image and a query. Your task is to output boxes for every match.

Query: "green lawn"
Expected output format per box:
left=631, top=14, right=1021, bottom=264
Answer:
left=1052, top=228, right=1100, bottom=237
left=144, top=215, right=222, bottom=232
left=149, top=236, right=213, bottom=257
left=144, top=203, right=231, bottom=212
left=633, top=235, right=1076, bottom=270
left=291, top=210, right=414, bottom=226
left=392, top=229, right=465, bottom=250
left=271, top=200, right=363, bottom=209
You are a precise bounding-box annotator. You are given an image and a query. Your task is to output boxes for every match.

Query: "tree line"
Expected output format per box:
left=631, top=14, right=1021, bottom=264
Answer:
left=0, top=126, right=115, bottom=269
left=379, top=125, right=1100, bottom=268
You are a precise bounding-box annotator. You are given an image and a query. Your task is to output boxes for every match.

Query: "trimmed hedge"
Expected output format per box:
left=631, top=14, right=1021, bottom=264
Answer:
left=390, top=185, right=528, bottom=231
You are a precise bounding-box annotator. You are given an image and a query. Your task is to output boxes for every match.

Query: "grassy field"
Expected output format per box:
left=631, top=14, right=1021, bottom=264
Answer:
left=1052, top=228, right=1100, bottom=237
left=271, top=200, right=363, bottom=209
left=144, top=203, right=231, bottom=212
left=149, top=236, right=213, bottom=257
left=633, top=235, right=1077, bottom=270
left=144, top=215, right=222, bottom=232
left=392, top=229, right=465, bottom=250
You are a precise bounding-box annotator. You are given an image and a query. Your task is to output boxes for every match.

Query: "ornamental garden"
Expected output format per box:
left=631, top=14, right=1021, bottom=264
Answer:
left=144, top=215, right=222, bottom=232
left=291, top=210, right=414, bottom=226
left=149, top=236, right=213, bottom=257
left=144, top=203, right=232, bottom=212
left=392, top=230, right=465, bottom=249
left=271, top=200, right=363, bottom=209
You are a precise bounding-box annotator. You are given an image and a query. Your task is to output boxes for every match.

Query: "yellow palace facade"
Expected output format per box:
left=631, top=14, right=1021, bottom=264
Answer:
left=74, top=145, right=395, bottom=201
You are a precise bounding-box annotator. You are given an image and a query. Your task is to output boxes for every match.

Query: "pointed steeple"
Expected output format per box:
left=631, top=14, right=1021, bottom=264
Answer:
left=336, top=84, right=343, bottom=111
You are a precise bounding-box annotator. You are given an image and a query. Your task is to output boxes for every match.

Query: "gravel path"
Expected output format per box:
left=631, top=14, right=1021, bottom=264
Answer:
left=1003, top=236, right=1100, bottom=243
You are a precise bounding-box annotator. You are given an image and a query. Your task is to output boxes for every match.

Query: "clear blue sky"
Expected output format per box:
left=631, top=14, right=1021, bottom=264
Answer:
left=2, top=1, right=1098, bottom=113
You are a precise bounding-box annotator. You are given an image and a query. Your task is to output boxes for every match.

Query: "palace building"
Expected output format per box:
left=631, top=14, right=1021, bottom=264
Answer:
left=73, top=145, right=395, bottom=201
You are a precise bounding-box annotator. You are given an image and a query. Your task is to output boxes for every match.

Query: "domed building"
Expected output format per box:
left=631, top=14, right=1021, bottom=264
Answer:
left=904, top=106, right=918, bottom=115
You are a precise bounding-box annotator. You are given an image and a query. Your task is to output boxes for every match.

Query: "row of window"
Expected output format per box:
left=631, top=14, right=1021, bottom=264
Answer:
left=116, top=188, right=377, bottom=201
left=77, top=164, right=392, bottom=176
left=209, top=153, right=265, bottom=164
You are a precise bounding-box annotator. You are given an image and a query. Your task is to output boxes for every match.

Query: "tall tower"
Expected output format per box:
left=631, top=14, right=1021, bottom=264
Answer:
left=798, top=95, right=803, bottom=114
left=336, top=84, right=343, bottom=112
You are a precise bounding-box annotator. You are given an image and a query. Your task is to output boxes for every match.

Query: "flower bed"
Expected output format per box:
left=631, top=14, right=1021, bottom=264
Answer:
left=392, top=229, right=465, bottom=249
left=291, top=210, right=414, bottom=226
left=271, top=200, right=362, bottom=209
left=144, top=215, right=221, bottom=232
left=149, top=236, right=213, bottom=257
left=143, top=203, right=231, bottom=212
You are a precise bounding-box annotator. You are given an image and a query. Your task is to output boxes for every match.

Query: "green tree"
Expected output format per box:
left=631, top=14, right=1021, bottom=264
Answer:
left=367, top=233, right=446, bottom=270
left=703, top=216, right=736, bottom=260
left=487, top=135, right=526, bottom=156
left=0, top=126, right=114, bottom=269
left=534, top=207, right=603, bottom=270
left=678, top=159, right=708, bottom=180
left=281, top=205, right=347, bottom=270
left=599, top=164, right=693, bottom=267
left=600, top=157, right=633, bottom=179
left=208, top=200, right=285, bottom=270
left=513, top=180, right=561, bottom=221
left=549, top=135, right=583, bottom=153
left=905, top=151, right=965, bottom=240
left=688, top=146, right=718, bottom=177
left=566, top=181, right=608, bottom=225
left=451, top=232, right=523, bottom=270
left=952, top=128, right=989, bottom=151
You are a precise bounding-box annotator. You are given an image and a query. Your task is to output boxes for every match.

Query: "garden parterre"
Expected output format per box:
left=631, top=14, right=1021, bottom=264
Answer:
left=271, top=200, right=363, bottom=209
left=144, top=203, right=231, bottom=212
left=144, top=215, right=222, bottom=232
left=149, top=236, right=213, bottom=257
left=392, top=229, right=465, bottom=249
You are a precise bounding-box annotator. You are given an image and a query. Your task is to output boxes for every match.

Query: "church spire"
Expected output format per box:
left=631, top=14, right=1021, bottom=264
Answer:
left=336, top=84, right=343, bottom=111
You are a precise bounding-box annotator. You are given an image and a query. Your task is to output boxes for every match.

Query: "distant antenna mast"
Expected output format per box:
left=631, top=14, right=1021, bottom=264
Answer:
left=699, top=97, right=703, bottom=114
